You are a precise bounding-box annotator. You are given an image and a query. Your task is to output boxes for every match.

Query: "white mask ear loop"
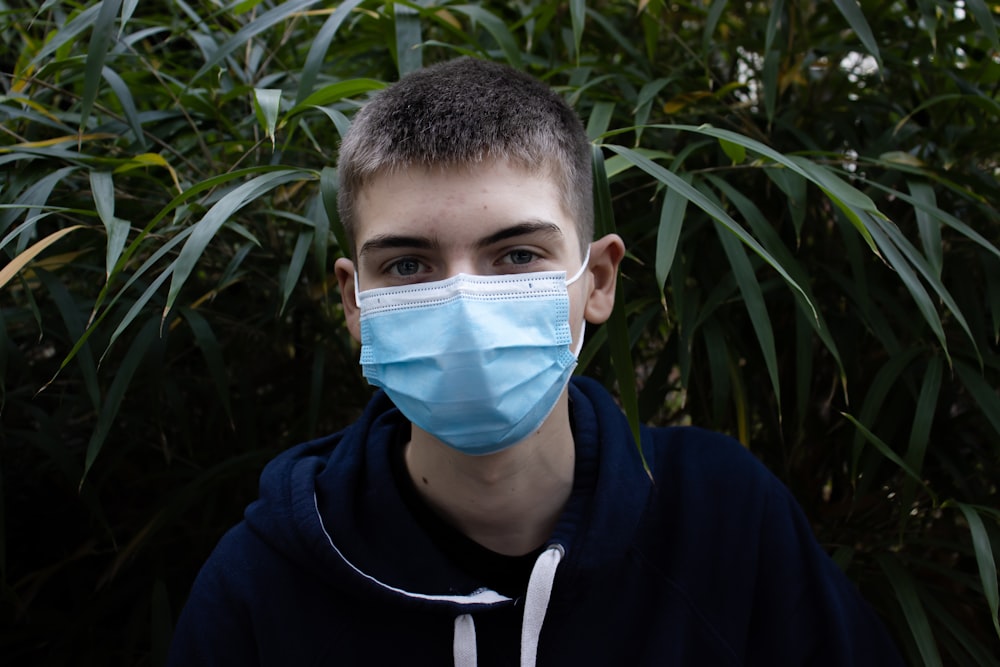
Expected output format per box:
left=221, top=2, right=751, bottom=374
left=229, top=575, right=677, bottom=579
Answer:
left=353, top=271, right=361, bottom=309
left=567, top=245, right=592, bottom=357
left=565, top=246, right=591, bottom=286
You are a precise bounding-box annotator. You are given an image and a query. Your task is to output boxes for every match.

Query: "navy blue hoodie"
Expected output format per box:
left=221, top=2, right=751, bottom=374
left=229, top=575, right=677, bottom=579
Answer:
left=168, top=377, right=904, bottom=666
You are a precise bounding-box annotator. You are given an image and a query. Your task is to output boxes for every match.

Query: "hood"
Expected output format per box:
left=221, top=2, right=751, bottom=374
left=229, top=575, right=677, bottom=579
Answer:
left=242, top=375, right=654, bottom=622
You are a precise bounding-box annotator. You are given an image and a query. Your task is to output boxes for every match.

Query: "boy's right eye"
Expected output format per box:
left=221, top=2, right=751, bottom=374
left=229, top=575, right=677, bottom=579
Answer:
left=387, top=257, right=423, bottom=277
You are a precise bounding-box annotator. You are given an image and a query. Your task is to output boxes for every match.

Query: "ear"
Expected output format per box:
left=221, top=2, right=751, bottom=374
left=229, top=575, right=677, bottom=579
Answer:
left=583, top=233, right=625, bottom=324
left=335, top=257, right=362, bottom=343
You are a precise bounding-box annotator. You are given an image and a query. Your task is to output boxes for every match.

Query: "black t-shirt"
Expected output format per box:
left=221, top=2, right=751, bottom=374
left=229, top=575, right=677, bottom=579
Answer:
left=389, top=431, right=543, bottom=598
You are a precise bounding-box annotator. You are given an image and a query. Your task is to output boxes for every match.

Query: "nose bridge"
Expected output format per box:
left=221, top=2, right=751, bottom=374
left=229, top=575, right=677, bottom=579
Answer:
left=441, top=242, right=480, bottom=278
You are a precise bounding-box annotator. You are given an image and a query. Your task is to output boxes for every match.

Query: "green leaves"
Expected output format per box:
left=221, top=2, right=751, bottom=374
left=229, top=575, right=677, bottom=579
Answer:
left=604, top=142, right=816, bottom=314
left=592, top=145, right=642, bottom=460
left=394, top=2, right=423, bottom=76
left=878, top=554, right=943, bottom=667
left=5, top=3, right=1000, bottom=666
left=189, top=0, right=322, bottom=84
left=165, top=168, right=314, bottom=320
left=81, top=0, right=124, bottom=129
left=832, top=0, right=882, bottom=68
left=89, top=171, right=130, bottom=278
left=0, top=225, right=86, bottom=289
left=955, top=503, right=1000, bottom=640
left=253, top=88, right=282, bottom=147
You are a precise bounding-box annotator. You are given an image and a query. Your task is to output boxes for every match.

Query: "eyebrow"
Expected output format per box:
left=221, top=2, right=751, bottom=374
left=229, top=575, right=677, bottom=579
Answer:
left=358, top=220, right=564, bottom=257
left=358, top=234, right=435, bottom=257
left=474, top=220, right=564, bottom=248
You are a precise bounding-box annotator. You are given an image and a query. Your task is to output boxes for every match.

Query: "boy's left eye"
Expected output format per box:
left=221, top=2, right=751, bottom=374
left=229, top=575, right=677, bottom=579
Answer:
left=503, top=249, right=536, bottom=265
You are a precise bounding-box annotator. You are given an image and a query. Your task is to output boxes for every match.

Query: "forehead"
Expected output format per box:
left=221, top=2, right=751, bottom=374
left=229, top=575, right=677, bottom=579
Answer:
left=353, top=161, right=579, bottom=248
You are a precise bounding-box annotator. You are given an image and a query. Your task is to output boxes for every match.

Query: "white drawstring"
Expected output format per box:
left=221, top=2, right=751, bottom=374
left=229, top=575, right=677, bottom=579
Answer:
left=454, top=614, right=478, bottom=667
left=520, top=544, right=564, bottom=667
left=450, top=544, right=564, bottom=667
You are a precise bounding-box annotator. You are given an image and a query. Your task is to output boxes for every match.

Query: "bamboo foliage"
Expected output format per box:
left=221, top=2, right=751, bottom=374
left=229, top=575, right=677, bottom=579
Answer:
left=1, top=1, right=998, bottom=665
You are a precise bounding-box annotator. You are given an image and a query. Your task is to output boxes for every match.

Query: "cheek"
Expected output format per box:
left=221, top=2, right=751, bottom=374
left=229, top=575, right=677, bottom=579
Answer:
left=567, top=281, right=590, bottom=349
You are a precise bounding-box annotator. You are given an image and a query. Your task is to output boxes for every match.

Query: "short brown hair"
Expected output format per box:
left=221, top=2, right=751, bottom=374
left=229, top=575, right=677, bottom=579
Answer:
left=336, top=58, right=593, bottom=258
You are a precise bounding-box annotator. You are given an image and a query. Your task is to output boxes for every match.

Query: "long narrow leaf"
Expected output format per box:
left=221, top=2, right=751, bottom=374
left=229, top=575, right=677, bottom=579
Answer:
left=832, top=0, right=882, bottom=67
left=861, top=176, right=1000, bottom=264
left=321, top=166, right=349, bottom=256
left=101, top=65, right=147, bottom=149
left=708, top=174, right=844, bottom=381
left=190, top=0, right=321, bottom=85
left=763, top=166, right=806, bottom=241
left=165, top=169, right=312, bottom=318
left=922, top=593, right=1000, bottom=667
left=30, top=4, right=102, bottom=64
left=285, top=79, right=387, bottom=120
left=0, top=210, right=72, bottom=254
left=106, top=263, right=173, bottom=359
left=626, top=124, right=884, bottom=256
left=281, top=229, right=313, bottom=315
left=702, top=318, right=732, bottom=426
left=0, top=226, right=86, bottom=289
left=874, top=214, right=977, bottom=359
left=713, top=217, right=782, bottom=412
left=906, top=356, right=942, bottom=472
left=702, top=0, right=727, bottom=55
left=761, top=48, right=780, bottom=123
left=862, top=216, right=949, bottom=358
left=80, top=0, right=123, bottom=130
left=605, top=143, right=816, bottom=320
left=843, top=412, right=937, bottom=503
left=569, top=0, right=586, bottom=63
left=34, top=270, right=101, bottom=411
left=877, top=555, right=943, bottom=667
left=893, top=93, right=1000, bottom=133
left=850, top=347, right=922, bottom=471
left=655, top=181, right=688, bottom=297
left=593, top=146, right=643, bottom=466
left=898, top=357, right=942, bottom=532
left=954, top=503, right=1000, bottom=639
left=450, top=5, right=523, bottom=68
left=89, top=226, right=199, bottom=365
left=907, top=181, right=942, bottom=278
left=179, top=307, right=233, bottom=426
left=964, top=0, right=1000, bottom=52
left=89, top=171, right=130, bottom=278
left=305, top=193, right=330, bottom=294
left=586, top=101, right=616, bottom=142
left=764, top=0, right=786, bottom=53
left=633, top=79, right=674, bottom=141
left=295, top=0, right=367, bottom=106
left=394, top=3, right=423, bottom=76
left=954, top=361, right=1000, bottom=441
left=81, top=316, right=160, bottom=486
left=0, top=166, right=78, bottom=237
left=986, top=255, right=1000, bottom=343
left=253, top=88, right=282, bottom=147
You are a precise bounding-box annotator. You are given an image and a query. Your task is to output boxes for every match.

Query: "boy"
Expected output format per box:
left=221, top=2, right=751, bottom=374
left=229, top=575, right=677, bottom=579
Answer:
left=168, top=58, right=903, bottom=666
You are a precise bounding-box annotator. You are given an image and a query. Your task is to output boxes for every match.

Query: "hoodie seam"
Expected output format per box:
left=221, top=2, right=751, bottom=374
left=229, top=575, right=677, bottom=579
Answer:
left=312, top=492, right=513, bottom=607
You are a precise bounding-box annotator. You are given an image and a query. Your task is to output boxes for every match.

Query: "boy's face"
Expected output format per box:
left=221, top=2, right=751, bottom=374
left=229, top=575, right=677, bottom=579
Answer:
left=340, top=161, right=590, bottom=350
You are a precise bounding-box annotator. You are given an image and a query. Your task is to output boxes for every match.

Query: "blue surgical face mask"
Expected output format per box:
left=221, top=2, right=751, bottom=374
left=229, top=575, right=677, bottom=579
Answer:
left=355, top=249, right=590, bottom=455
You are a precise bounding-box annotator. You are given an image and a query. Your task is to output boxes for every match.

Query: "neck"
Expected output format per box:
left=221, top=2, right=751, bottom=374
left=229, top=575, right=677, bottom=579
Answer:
left=404, top=393, right=575, bottom=556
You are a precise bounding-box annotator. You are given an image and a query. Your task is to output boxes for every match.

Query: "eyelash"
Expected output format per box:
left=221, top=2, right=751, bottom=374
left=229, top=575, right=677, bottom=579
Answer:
left=501, top=248, right=538, bottom=265
left=384, top=257, right=425, bottom=277
left=378, top=247, right=544, bottom=279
